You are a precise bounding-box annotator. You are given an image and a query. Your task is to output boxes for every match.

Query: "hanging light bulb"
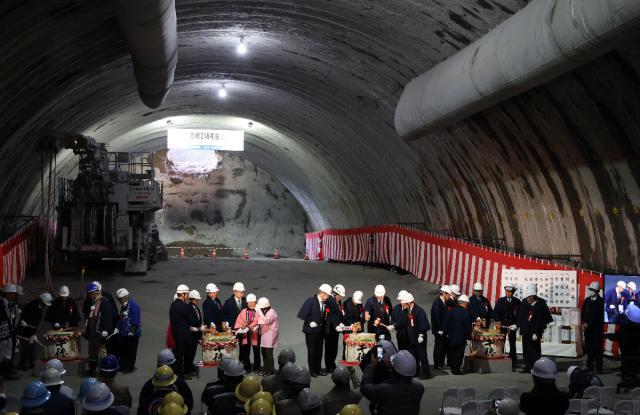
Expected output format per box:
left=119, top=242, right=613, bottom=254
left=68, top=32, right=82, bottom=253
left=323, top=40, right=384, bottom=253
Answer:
left=236, top=37, right=247, bottom=55
left=218, top=84, right=227, bottom=98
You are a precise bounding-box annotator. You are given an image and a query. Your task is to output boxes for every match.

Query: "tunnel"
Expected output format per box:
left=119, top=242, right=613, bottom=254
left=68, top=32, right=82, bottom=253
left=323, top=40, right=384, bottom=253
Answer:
left=2, top=0, right=640, bottom=413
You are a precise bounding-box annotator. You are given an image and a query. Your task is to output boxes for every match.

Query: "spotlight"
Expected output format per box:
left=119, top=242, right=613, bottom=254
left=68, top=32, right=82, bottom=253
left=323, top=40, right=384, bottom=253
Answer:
left=236, top=37, right=247, bottom=55
left=218, top=84, right=227, bottom=99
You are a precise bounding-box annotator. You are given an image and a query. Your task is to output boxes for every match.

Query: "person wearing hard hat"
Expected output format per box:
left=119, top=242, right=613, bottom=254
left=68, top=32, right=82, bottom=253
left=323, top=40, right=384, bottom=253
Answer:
left=516, top=283, right=553, bottom=373
left=202, top=283, right=224, bottom=332
left=0, top=284, right=18, bottom=380
left=324, top=284, right=347, bottom=373
left=448, top=284, right=462, bottom=308
left=140, top=355, right=194, bottom=413
left=222, top=282, right=248, bottom=329
left=169, top=284, right=192, bottom=377
left=245, top=395, right=274, bottom=415
left=430, top=285, right=451, bottom=370
left=581, top=281, right=604, bottom=374
left=519, top=357, right=569, bottom=414
left=297, top=284, right=332, bottom=377
left=201, top=358, right=245, bottom=409
left=275, top=366, right=312, bottom=414
left=262, top=347, right=296, bottom=394
left=395, top=292, right=432, bottom=379
left=469, top=282, right=493, bottom=329
left=44, top=285, right=81, bottom=330
left=20, top=381, right=52, bottom=414
left=493, top=284, right=522, bottom=370
left=361, top=350, right=424, bottom=415
left=256, top=297, right=279, bottom=376
left=390, top=290, right=409, bottom=351
left=339, top=404, right=362, bottom=415
left=342, top=290, right=365, bottom=388
left=83, top=381, right=121, bottom=415
left=235, top=293, right=262, bottom=373
left=40, top=367, right=76, bottom=415
left=184, top=290, right=204, bottom=376
left=364, top=285, right=393, bottom=340
left=320, top=365, right=362, bottom=415
left=82, top=280, right=117, bottom=318
left=612, top=303, right=640, bottom=382
left=98, top=355, right=132, bottom=408
left=624, top=281, right=639, bottom=307
left=139, top=365, right=193, bottom=415
left=17, top=292, right=52, bottom=370
left=157, top=392, right=188, bottom=415
left=295, top=387, right=323, bottom=415
left=84, top=283, right=118, bottom=376
left=43, top=358, right=75, bottom=400
left=115, top=287, right=141, bottom=373
left=443, top=294, right=473, bottom=375
left=604, top=280, right=627, bottom=323
left=566, top=365, right=603, bottom=399
left=495, top=398, right=519, bottom=415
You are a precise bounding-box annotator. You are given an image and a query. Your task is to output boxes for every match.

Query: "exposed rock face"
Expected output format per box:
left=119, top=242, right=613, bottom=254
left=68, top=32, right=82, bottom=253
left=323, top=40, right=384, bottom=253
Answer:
left=154, top=150, right=308, bottom=257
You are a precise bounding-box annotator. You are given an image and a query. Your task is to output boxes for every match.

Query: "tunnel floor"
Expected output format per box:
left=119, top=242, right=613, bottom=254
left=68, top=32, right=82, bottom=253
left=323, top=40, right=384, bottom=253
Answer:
left=9, top=258, right=623, bottom=413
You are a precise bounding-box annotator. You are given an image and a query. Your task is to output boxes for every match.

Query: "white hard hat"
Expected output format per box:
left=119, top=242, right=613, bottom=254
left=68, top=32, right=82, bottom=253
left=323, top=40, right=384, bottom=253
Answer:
left=16, top=285, right=24, bottom=295
left=189, top=290, right=201, bottom=300
left=374, top=284, right=386, bottom=297
left=206, top=283, right=219, bottom=293
left=530, top=357, right=557, bottom=380
left=496, top=398, right=520, bottom=415
left=617, top=281, right=627, bottom=289
left=116, top=288, right=129, bottom=298
left=458, top=294, right=470, bottom=303
left=588, top=281, right=601, bottom=292
left=246, top=293, right=257, bottom=303
left=567, top=365, right=579, bottom=379
left=400, top=292, right=414, bottom=304
left=40, top=292, right=53, bottom=306
left=176, top=284, right=190, bottom=294
left=352, top=291, right=363, bottom=305
left=233, top=282, right=245, bottom=292
left=2, top=284, right=17, bottom=293
left=473, top=282, right=483, bottom=291
left=629, top=282, right=637, bottom=291
left=41, top=367, right=64, bottom=386
left=92, top=281, right=102, bottom=292
left=257, top=297, right=270, bottom=308
left=319, top=284, right=332, bottom=295
left=450, top=284, right=461, bottom=296
left=504, top=284, right=516, bottom=291
left=440, top=285, right=452, bottom=295
left=524, top=283, right=538, bottom=298
left=333, top=284, right=346, bottom=297
left=46, top=358, right=66, bottom=375
left=58, top=285, right=70, bottom=297
left=397, top=290, right=408, bottom=301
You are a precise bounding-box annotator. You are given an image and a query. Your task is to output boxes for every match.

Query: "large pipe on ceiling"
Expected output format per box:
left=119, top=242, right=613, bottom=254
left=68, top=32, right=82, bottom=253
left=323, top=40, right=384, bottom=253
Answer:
left=115, top=0, right=178, bottom=109
left=395, top=0, right=640, bottom=140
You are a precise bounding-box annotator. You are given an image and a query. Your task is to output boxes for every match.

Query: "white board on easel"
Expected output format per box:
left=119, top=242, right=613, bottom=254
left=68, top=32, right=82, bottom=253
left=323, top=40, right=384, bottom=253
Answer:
left=501, top=269, right=577, bottom=308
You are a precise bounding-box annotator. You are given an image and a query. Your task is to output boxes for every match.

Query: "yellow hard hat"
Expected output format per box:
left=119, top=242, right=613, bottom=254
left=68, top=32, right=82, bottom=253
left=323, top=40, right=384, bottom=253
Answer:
left=158, top=403, right=185, bottom=415
left=244, top=391, right=275, bottom=413
left=235, top=374, right=263, bottom=402
left=158, top=392, right=187, bottom=414
left=340, top=404, right=363, bottom=415
left=249, top=398, right=273, bottom=415
left=152, top=365, right=177, bottom=387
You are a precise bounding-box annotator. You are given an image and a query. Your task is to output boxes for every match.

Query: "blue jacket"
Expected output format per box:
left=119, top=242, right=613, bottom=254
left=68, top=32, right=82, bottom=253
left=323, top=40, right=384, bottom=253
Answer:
left=430, top=297, right=448, bottom=333
left=222, top=296, right=247, bottom=327
left=297, top=295, right=326, bottom=334
left=469, top=295, right=493, bottom=324
left=404, top=304, right=431, bottom=345
left=444, top=306, right=472, bottom=346
left=118, top=299, right=141, bottom=337
left=202, top=297, right=224, bottom=329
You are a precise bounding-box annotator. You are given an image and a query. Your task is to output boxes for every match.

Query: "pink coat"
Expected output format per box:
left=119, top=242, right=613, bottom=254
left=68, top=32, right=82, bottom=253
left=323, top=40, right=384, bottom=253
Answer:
left=257, top=308, right=279, bottom=348
left=234, top=308, right=259, bottom=346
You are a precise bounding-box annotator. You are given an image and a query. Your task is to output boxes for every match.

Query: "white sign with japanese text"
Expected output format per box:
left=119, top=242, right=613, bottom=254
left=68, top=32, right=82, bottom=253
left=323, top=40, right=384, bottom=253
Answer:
left=167, top=128, right=244, bottom=151
left=502, top=269, right=577, bottom=308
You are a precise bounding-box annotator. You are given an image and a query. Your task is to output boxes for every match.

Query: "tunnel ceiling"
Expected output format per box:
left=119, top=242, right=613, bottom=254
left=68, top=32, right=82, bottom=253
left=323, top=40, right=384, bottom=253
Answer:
left=0, top=0, right=528, bottom=229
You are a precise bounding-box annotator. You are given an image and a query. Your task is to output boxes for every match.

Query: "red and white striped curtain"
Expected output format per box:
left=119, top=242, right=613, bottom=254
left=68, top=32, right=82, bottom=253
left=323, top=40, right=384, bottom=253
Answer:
left=1, top=220, right=37, bottom=285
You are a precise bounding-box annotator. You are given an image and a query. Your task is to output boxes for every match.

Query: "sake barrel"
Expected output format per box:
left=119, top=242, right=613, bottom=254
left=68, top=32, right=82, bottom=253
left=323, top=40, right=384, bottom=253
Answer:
left=340, top=333, right=376, bottom=366
left=43, top=329, right=80, bottom=361
left=201, top=331, right=237, bottom=366
left=469, top=329, right=506, bottom=359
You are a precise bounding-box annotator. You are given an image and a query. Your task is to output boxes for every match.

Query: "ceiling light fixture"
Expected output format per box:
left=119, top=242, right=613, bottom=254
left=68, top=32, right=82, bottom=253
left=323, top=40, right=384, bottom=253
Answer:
left=236, top=36, right=247, bottom=55
left=218, top=83, right=227, bottom=98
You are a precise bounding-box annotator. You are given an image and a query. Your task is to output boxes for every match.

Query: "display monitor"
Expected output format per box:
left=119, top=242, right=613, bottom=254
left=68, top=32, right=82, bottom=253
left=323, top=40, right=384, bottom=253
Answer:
left=603, top=274, right=640, bottom=324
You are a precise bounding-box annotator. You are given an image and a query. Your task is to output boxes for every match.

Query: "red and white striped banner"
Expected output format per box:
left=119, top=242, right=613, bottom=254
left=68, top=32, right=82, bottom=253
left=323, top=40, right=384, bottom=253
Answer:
left=1, top=219, right=37, bottom=285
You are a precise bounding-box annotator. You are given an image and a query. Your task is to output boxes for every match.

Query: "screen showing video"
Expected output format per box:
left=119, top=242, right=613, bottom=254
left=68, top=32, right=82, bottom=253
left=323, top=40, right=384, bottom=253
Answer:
left=603, top=274, right=640, bottom=324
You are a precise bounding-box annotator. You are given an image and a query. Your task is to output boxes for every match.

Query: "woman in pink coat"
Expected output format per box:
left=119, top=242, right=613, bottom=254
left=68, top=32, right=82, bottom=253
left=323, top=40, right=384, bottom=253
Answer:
left=256, top=297, right=279, bottom=375
left=234, top=293, right=260, bottom=372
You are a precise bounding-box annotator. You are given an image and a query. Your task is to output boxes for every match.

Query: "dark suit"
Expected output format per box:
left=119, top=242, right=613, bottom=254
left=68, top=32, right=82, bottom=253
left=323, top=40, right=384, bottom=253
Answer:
left=493, top=295, right=522, bottom=366
left=202, top=297, right=224, bottom=330
left=469, top=295, right=493, bottom=326
left=604, top=288, right=626, bottom=323
left=430, top=297, right=448, bottom=368
left=444, top=306, right=472, bottom=373
left=45, top=297, right=81, bottom=328
left=222, top=296, right=247, bottom=327
left=297, top=295, right=326, bottom=374
left=324, top=295, right=344, bottom=371
left=364, top=296, right=392, bottom=340
left=169, top=299, right=192, bottom=376
left=581, top=294, right=604, bottom=372
left=391, top=304, right=409, bottom=350
left=185, top=302, right=202, bottom=373
left=404, top=304, right=431, bottom=377
left=343, top=299, right=365, bottom=361
left=517, top=298, right=553, bottom=370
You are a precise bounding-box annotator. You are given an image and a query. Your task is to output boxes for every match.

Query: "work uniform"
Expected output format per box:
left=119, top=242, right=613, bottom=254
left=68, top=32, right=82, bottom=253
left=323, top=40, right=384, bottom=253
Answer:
left=581, top=293, right=604, bottom=373
left=360, top=366, right=425, bottom=415
left=403, top=303, right=431, bottom=378
left=443, top=305, right=472, bottom=374
left=202, top=296, right=224, bottom=331
left=185, top=301, right=202, bottom=374
left=324, top=295, right=344, bottom=372
left=493, top=295, right=521, bottom=367
left=364, top=295, right=392, bottom=340
left=391, top=303, right=408, bottom=351
left=17, top=298, right=46, bottom=369
left=86, top=295, right=118, bottom=374
left=430, top=296, right=448, bottom=369
left=517, top=298, right=553, bottom=371
left=520, top=382, right=569, bottom=415
left=469, top=294, right=493, bottom=327
left=83, top=291, right=117, bottom=318
left=297, top=295, right=326, bottom=375
left=169, top=298, right=192, bottom=376
left=117, top=298, right=141, bottom=372
left=45, top=297, right=81, bottom=329
left=222, top=295, right=247, bottom=328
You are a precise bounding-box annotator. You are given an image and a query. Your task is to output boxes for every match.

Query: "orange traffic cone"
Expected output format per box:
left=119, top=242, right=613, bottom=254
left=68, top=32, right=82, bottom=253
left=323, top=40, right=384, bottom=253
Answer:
left=304, top=250, right=309, bottom=260
left=179, top=247, right=185, bottom=257
left=242, top=248, right=249, bottom=260
left=211, top=248, right=217, bottom=258
left=273, top=248, right=281, bottom=260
